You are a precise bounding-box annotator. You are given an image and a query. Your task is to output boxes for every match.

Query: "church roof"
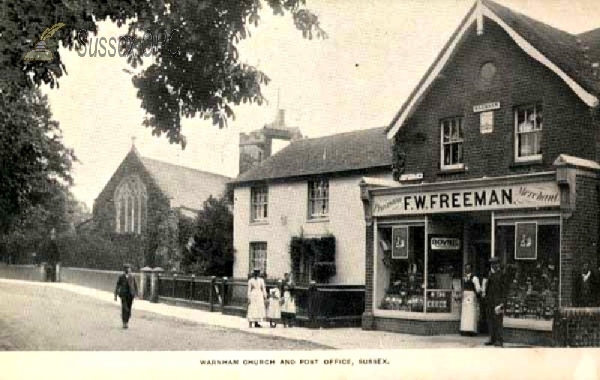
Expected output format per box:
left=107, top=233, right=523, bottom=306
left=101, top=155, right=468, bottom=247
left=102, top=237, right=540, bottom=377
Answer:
left=139, top=156, right=231, bottom=211
left=232, top=126, right=392, bottom=185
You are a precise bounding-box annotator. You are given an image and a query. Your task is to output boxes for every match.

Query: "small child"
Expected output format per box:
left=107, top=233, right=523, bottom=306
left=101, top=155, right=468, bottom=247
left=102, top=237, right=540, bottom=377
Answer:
left=281, top=285, right=296, bottom=328
left=266, top=283, right=282, bottom=328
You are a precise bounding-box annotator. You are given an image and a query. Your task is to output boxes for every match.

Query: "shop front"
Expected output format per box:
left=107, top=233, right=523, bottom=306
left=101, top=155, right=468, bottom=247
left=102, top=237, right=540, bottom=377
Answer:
left=361, top=170, right=573, bottom=344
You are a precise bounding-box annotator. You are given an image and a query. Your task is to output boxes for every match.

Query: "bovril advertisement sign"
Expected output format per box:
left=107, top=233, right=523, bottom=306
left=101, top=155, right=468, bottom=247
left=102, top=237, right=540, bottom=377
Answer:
left=372, top=181, right=560, bottom=217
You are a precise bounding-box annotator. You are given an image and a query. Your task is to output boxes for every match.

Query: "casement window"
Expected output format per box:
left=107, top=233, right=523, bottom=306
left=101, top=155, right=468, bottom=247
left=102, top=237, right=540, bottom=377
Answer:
left=250, top=186, right=268, bottom=222
left=308, top=179, right=329, bottom=219
left=440, top=117, right=464, bottom=170
left=249, top=242, right=267, bottom=275
left=515, top=103, right=543, bottom=162
left=115, top=175, right=147, bottom=234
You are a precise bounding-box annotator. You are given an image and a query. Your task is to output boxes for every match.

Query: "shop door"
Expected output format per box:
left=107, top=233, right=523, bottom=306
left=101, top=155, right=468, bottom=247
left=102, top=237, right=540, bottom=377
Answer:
left=469, top=223, right=491, bottom=278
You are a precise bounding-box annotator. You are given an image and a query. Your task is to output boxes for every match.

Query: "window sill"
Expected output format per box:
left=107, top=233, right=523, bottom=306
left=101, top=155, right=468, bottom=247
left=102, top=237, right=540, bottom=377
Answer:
left=374, top=309, right=460, bottom=321
left=437, top=167, right=467, bottom=176
left=510, top=159, right=544, bottom=168
left=504, top=317, right=552, bottom=331
left=250, top=220, right=269, bottom=226
left=306, top=218, right=330, bottom=224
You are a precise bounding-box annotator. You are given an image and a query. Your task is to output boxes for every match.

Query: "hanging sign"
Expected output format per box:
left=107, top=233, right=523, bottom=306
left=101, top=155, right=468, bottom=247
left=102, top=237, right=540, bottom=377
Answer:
left=400, top=173, right=424, bottom=181
left=480, top=111, right=494, bottom=134
left=473, top=102, right=500, bottom=113
left=372, top=181, right=560, bottom=217
left=515, top=222, right=537, bottom=260
left=431, top=237, right=461, bottom=250
left=392, top=226, right=409, bottom=259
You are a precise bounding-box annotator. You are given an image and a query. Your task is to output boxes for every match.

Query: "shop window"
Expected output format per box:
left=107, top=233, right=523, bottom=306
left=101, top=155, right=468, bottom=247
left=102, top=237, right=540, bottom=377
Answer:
left=114, top=175, right=147, bottom=234
left=378, top=226, right=426, bottom=312
left=515, top=103, right=543, bottom=161
left=308, top=179, right=329, bottom=220
left=249, top=242, right=268, bottom=275
left=440, top=117, right=464, bottom=170
left=495, top=220, right=559, bottom=320
left=250, top=186, right=268, bottom=222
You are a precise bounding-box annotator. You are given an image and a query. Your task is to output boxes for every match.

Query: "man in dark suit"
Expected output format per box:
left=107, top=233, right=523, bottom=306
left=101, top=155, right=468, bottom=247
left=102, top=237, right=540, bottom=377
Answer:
left=114, top=264, right=138, bottom=329
left=483, top=256, right=507, bottom=347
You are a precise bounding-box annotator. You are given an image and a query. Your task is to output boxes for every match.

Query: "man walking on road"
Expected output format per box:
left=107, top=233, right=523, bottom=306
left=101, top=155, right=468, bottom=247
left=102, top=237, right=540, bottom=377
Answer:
left=114, top=264, right=138, bottom=329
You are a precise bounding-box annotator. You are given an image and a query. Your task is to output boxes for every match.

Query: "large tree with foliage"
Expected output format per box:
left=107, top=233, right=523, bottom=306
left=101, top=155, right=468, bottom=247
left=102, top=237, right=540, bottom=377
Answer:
left=182, top=195, right=233, bottom=276
left=3, top=0, right=325, bottom=146
left=0, top=87, right=76, bottom=234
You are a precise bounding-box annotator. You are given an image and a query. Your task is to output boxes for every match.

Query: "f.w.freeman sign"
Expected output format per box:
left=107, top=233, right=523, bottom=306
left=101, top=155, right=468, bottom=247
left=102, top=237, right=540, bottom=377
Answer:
left=372, top=181, right=560, bottom=216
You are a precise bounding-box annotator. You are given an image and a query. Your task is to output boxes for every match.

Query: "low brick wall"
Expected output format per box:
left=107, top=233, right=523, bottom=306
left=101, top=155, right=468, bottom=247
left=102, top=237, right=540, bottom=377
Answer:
left=60, top=267, right=140, bottom=294
left=370, top=316, right=460, bottom=335
left=0, top=264, right=43, bottom=282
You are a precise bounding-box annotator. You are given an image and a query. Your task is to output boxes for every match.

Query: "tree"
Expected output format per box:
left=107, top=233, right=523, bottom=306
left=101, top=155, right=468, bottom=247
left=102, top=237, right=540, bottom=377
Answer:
left=182, top=195, right=233, bottom=276
left=2, top=0, right=326, bottom=147
left=0, top=87, right=76, bottom=234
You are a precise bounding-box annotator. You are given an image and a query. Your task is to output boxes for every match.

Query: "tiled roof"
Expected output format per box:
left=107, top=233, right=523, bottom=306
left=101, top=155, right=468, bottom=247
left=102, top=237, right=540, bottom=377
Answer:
left=233, top=127, right=392, bottom=184
left=483, top=0, right=600, bottom=96
left=140, top=157, right=231, bottom=211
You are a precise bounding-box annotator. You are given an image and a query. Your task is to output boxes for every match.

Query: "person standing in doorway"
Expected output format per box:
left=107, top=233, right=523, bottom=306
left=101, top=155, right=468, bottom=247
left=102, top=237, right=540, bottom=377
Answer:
left=114, top=264, right=138, bottom=329
left=460, top=264, right=482, bottom=336
left=483, top=257, right=507, bottom=347
left=574, top=262, right=593, bottom=307
left=247, top=268, right=267, bottom=328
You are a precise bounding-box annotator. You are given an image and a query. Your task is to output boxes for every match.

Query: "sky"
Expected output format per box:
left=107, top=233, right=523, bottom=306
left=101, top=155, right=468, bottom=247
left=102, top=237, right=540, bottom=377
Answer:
left=43, top=0, right=600, bottom=209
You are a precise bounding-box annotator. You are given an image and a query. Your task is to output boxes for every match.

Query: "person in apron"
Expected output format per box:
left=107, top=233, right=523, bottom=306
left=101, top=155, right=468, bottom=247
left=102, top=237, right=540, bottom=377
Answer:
left=460, top=264, right=482, bottom=336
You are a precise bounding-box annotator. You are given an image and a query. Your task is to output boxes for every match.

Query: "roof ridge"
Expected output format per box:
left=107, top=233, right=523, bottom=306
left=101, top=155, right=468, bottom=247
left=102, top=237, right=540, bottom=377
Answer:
left=298, top=126, right=388, bottom=142
left=140, top=156, right=232, bottom=179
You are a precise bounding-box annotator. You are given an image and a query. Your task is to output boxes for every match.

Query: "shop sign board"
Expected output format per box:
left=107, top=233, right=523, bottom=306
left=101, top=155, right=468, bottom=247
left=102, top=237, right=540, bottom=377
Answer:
left=515, top=222, right=537, bottom=260
left=372, top=181, right=560, bottom=217
left=392, top=226, right=409, bottom=259
left=431, top=237, right=461, bottom=250
left=473, top=102, right=500, bottom=113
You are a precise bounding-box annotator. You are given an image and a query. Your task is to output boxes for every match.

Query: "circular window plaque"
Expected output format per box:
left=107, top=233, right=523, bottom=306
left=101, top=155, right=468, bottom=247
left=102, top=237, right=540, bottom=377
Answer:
left=480, top=62, right=497, bottom=82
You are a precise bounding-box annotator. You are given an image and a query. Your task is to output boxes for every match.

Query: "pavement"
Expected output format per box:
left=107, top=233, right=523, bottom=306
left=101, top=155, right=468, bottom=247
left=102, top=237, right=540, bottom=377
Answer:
left=0, top=278, right=525, bottom=349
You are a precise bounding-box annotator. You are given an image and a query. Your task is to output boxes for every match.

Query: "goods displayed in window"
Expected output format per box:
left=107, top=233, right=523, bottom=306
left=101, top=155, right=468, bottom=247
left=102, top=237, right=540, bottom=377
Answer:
left=495, top=222, right=559, bottom=320
left=379, top=226, right=425, bottom=312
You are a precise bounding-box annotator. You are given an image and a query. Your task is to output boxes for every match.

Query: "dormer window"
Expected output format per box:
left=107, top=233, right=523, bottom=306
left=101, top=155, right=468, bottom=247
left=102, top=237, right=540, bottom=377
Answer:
left=440, top=117, right=464, bottom=170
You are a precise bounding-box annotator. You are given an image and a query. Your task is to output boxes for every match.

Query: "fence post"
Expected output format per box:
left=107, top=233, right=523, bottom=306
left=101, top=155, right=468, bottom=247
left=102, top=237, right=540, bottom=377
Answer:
left=55, top=262, right=61, bottom=283
left=140, top=267, right=152, bottom=300
left=221, top=277, right=228, bottom=314
left=39, top=262, right=48, bottom=282
left=190, top=274, right=195, bottom=301
left=209, top=276, right=216, bottom=312
left=150, top=267, right=164, bottom=303
left=172, top=273, right=177, bottom=298
left=307, top=281, right=318, bottom=329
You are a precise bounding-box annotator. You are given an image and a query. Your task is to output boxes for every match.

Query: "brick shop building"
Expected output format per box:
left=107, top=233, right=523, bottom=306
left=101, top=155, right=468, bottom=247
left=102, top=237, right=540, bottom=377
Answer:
left=360, top=0, right=600, bottom=345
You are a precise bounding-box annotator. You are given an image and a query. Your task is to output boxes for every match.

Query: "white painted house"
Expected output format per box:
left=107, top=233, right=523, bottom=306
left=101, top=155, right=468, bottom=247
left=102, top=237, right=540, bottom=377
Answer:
left=231, top=127, right=393, bottom=284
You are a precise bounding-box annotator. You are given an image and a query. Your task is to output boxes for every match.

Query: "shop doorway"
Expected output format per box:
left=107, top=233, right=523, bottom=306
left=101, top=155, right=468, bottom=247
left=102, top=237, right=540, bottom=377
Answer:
left=467, top=220, right=491, bottom=278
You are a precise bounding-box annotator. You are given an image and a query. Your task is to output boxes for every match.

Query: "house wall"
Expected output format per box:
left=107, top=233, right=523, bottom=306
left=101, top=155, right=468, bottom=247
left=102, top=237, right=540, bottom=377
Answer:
left=233, top=172, right=392, bottom=283
left=395, top=20, right=596, bottom=183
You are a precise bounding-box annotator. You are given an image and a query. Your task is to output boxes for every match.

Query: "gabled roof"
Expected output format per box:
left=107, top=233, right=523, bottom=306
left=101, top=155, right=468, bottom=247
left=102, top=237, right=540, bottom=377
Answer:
left=387, top=0, right=600, bottom=139
left=139, top=156, right=231, bottom=211
left=233, top=127, right=392, bottom=184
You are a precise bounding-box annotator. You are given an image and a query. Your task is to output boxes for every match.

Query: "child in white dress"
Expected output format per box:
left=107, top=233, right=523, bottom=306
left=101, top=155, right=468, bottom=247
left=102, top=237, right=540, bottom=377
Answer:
left=281, top=284, right=296, bottom=328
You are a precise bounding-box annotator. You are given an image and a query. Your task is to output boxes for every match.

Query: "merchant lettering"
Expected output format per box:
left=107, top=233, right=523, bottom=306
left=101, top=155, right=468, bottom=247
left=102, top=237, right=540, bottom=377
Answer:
left=518, top=186, right=559, bottom=203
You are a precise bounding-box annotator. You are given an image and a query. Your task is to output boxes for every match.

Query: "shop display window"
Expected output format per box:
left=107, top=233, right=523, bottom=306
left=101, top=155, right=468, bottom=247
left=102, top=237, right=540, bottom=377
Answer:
left=377, top=226, right=463, bottom=314
left=495, top=220, right=560, bottom=320
left=378, top=226, right=425, bottom=312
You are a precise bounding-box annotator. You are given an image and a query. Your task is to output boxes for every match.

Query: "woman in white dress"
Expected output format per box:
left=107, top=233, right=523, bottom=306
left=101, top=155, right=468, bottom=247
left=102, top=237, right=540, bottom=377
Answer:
left=460, top=264, right=482, bottom=336
left=247, top=269, right=267, bottom=328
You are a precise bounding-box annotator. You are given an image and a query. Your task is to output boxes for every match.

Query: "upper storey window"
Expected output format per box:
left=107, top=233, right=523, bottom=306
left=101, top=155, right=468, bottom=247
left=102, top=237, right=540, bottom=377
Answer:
left=515, top=104, right=543, bottom=162
left=440, top=117, right=464, bottom=170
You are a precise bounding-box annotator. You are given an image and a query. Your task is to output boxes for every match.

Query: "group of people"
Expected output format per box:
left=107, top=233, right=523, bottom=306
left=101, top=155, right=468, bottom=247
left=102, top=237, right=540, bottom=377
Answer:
left=460, top=257, right=508, bottom=347
left=247, top=269, right=296, bottom=328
